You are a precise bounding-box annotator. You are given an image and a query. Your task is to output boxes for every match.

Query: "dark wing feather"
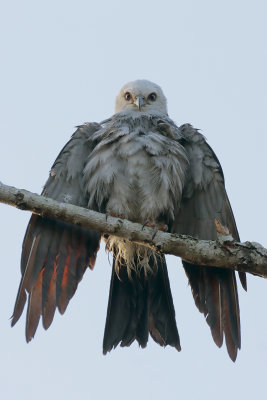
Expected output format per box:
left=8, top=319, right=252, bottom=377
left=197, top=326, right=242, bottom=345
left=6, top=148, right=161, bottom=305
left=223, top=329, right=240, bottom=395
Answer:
left=12, top=123, right=101, bottom=341
left=172, top=124, right=246, bottom=361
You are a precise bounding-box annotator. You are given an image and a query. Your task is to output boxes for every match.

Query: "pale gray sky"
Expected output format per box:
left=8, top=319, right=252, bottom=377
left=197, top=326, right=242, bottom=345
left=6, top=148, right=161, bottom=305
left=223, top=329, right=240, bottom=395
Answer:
left=1, top=1, right=266, bottom=399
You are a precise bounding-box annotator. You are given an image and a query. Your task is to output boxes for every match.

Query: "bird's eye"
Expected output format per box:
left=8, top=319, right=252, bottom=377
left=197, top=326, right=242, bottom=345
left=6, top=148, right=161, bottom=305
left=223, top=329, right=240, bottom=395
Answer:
left=125, top=92, right=132, bottom=101
left=148, top=92, right=157, bottom=101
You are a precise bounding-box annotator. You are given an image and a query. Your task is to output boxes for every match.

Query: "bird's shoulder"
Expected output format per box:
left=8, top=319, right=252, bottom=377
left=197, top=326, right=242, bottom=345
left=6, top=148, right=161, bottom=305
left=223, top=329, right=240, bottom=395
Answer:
left=95, top=111, right=184, bottom=142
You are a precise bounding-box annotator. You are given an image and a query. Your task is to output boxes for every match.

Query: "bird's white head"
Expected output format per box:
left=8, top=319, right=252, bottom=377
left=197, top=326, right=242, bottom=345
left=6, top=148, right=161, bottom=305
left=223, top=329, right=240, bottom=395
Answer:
left=115, top=79, right=168, bottom=115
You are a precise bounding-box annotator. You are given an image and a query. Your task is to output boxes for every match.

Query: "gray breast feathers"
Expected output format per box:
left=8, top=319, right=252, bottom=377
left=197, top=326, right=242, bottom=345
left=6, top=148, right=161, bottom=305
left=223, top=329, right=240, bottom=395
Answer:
left=83, top=113, right=189, bottom=223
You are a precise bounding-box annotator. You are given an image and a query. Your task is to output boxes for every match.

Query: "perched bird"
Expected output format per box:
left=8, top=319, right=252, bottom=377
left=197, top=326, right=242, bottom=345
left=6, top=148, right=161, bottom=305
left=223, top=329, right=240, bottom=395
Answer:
left=12, top=79, right=246, bottom=361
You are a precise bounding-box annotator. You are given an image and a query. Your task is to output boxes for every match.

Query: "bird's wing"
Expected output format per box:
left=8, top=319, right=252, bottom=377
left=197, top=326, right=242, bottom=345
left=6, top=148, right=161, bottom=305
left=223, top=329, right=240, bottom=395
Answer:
left=12, top=123, right=101, bottom=341
left=171, top=124, right=246, bottom=361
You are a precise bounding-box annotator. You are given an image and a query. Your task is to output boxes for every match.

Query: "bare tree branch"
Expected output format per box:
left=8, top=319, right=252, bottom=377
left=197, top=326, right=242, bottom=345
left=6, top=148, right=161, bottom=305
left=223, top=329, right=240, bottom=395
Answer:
left=0, top=181, right=266, bottom=278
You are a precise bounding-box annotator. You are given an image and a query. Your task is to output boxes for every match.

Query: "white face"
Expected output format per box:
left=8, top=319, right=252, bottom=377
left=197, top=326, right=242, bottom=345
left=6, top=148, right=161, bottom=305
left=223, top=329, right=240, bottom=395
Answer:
left=115, top=79, right=168, bottom=115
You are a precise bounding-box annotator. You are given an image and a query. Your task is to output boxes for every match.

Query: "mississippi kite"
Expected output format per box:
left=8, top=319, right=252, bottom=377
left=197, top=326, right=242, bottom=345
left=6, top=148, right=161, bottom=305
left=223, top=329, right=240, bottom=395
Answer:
left=12, top=80, right=246, bottom=361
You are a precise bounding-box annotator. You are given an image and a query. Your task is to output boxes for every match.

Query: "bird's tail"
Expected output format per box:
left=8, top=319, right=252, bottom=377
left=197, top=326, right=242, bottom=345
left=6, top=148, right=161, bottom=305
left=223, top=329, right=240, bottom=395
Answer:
left=103, top=250, right=181, bottom=354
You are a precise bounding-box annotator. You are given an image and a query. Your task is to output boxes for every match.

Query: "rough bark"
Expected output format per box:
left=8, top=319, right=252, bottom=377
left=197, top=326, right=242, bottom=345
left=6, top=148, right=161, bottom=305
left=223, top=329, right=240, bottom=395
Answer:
left=0, top=181, right=266, bottom=278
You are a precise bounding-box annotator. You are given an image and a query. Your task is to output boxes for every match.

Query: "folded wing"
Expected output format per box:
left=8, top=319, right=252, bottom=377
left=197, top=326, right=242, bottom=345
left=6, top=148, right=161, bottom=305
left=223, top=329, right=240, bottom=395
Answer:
left=12, top=123, right=101, bottom=341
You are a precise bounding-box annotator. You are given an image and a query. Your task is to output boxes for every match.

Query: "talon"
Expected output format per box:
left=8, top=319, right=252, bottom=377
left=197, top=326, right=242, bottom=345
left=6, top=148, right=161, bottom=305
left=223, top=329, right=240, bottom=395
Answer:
left=142, top=220, right=156, bottom=229
left=152, top=229, right=158, bottom=240
left=142, top=220, right=149, bottom=230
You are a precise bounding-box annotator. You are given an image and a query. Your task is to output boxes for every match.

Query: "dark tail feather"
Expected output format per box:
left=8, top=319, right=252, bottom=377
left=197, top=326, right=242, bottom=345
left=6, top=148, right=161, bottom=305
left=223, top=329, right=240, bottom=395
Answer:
left=103, top=254, right=181, bottom=354
left=149, top=256, right=181, bottom=351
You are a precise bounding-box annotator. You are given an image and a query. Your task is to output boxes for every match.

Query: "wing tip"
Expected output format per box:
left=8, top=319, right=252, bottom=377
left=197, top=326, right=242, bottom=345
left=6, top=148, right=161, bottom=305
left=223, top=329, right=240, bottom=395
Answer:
left=228, top=347, right=238, bottom=362
left=239, top=271, right=247, bottom=291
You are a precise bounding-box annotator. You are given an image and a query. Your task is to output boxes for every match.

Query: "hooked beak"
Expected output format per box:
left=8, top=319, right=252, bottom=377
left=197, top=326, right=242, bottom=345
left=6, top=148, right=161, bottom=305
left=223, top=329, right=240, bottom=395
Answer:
left=134, top=95, right=146, bottom=110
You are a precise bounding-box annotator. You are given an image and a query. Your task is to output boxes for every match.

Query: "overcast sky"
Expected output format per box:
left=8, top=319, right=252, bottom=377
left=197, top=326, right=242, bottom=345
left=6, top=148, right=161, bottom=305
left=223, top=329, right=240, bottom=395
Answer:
left=0, top=1, right=266, bottom=399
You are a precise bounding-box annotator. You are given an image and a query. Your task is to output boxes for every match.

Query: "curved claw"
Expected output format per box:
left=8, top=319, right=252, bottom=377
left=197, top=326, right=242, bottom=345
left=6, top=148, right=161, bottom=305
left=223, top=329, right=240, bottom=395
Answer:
left=152, top=229, right=158, bottom=240
left=142, top=220, right=149, bottom=230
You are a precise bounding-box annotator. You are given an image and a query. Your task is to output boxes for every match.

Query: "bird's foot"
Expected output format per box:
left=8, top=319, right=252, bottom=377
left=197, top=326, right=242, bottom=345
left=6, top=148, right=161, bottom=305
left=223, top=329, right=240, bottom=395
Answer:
left=142, top=220, right=168, bottom=240
left=142, top=220, right=168, bottom=231
left=106, top=210, right=125, bottom=221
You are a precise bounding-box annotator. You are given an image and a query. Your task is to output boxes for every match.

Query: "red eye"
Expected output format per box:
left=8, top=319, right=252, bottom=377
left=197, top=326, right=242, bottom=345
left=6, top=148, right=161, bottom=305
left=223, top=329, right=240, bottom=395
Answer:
left=148, top=92, right=157, bottom=101
left=125, top=92, right=131, bottom=101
